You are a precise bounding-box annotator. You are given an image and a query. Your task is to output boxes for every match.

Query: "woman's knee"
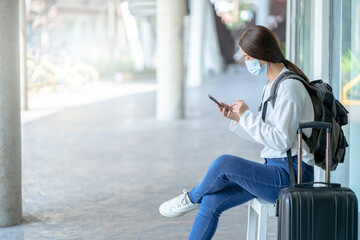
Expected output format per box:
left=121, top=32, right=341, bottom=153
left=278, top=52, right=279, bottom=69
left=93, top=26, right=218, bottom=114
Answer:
left=211, top=154, right=234, bottom=169
left=211, top=154, right=249, bottom=171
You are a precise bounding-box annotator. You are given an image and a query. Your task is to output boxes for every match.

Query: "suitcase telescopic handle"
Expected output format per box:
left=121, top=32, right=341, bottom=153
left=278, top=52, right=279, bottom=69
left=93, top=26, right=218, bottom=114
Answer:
left=299, top=122, right=332, bottom=131
left=297, top=121, right=332, bottom=184
left=294, top=182, right=341, bottom=188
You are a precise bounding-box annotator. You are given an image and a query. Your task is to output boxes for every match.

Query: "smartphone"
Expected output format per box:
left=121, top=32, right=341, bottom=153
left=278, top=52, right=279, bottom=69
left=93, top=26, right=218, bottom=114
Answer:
left=208, top=94, right=230, bottom=111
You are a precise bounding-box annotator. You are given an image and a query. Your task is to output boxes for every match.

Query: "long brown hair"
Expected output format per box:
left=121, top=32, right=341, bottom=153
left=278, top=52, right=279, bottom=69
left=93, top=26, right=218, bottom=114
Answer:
left=239, top=25, right=309, bottom=83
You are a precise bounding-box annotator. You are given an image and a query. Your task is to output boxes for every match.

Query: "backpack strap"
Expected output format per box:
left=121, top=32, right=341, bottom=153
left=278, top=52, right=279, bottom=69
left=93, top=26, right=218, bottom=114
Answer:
left=261, top=71, right=310, bottom=122
left=287, top=149, right=296, bottom=185
left=267, top=72, right=311, bottom=144
left=260, top=71, right=308, bottom=185
left=259, top=71, right=306, bottom=122
left=269, top=71, right=308, bottom=108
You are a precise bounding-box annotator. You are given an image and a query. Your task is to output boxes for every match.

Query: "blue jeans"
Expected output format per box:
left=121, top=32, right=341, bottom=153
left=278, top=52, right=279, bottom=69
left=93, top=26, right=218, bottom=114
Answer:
left=188, top=154, right=314, bottom=240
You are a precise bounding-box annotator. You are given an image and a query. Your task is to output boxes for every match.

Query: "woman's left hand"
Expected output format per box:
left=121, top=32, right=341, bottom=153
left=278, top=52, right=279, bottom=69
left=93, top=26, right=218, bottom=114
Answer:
left=230, top=100, right=249, bottom=119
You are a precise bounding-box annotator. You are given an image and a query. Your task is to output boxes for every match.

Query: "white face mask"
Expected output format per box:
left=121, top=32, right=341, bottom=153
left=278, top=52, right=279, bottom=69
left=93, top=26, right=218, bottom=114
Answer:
left=245, top=59, right=267, bottom=76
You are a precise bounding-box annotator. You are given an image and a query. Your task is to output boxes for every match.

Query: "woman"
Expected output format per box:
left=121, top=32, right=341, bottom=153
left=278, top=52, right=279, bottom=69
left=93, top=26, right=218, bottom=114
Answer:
left=159, top=25, right=315, bottom=239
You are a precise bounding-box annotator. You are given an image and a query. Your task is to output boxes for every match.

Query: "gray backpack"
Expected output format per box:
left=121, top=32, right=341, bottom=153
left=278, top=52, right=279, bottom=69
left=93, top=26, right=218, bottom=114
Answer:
left=260, top=71, right=349, bottom=172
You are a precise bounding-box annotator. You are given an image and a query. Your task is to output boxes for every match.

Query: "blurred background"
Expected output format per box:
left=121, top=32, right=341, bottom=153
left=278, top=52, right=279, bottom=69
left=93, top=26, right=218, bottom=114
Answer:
left=0, top=0, right=359, bottom=239
left=22, top=0, right=286, bottom=114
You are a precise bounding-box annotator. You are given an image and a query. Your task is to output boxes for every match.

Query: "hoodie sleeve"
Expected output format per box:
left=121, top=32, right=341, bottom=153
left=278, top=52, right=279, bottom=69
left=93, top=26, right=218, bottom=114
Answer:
left=237, top=80, right=305, bottom=151
left=229, top=119, right=258, bottom=143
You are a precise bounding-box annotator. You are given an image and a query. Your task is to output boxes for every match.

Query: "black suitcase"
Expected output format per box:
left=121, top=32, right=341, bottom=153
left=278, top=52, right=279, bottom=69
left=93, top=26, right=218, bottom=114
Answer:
left=277, top=122, right=358, bottom=240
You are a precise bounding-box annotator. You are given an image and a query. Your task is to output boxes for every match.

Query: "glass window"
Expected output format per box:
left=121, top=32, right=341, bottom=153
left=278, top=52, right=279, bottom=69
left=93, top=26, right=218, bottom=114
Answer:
left=289, top=0, right=360, bottom=199
left=294, top=0, right=314, bottom=79
left=339, top=0, right=360, bottom=196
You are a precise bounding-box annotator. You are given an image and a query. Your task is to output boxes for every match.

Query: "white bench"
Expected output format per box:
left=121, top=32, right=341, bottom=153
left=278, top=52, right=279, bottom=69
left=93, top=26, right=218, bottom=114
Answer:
left=247, top=198, right=276, bottom=240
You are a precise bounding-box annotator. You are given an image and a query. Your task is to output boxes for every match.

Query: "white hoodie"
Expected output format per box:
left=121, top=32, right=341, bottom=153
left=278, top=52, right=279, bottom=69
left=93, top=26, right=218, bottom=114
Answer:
left=229, top=67, right=315, bottom=166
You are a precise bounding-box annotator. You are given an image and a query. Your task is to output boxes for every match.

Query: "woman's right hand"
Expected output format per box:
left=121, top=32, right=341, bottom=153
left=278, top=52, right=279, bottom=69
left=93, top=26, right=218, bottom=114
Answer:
left=215, top=102, right=240, bottom=122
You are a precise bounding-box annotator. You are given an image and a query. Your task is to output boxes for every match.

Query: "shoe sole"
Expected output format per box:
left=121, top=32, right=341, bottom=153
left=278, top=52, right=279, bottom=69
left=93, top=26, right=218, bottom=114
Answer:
left=159, top=205, right=199, bottom=218
left=159, top=205, right=184, bottom=218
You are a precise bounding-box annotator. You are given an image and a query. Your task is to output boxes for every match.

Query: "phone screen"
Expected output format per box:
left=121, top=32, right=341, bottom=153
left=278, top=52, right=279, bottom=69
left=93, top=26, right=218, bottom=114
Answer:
left=208, top=94, right=229, bottom=111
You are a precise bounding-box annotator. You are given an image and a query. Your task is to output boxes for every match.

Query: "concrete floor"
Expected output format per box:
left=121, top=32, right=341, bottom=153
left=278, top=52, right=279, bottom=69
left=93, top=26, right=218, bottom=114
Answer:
left=0, top=66, right=278, bottom=239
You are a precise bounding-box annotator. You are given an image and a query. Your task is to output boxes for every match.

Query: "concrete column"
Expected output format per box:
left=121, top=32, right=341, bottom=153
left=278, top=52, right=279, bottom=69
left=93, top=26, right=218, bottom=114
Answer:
left=140, top=18, right=154, bottom=68
left=121, top=2, right=144, bottom=71
left=116, top=1, right=128, bottom=56
left=0, top=0, right=23, bottom=227
left=255, top=0, right=269, bottom=27
left=108, top=0, right=116, bottom=60
left=156, top=0, right=185, bottom=120
left=286, top=0, right=297, bottom=62
left=186, top=0, right=206, bottom=87
left=20, top=0, right=28, bottom=110
left=203, top=1, right=223, bottom=76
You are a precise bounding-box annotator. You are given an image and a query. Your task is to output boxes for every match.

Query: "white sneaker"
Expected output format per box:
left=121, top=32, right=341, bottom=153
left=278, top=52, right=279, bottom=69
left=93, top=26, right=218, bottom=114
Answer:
left=159, top=189, right=200, bottom=218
